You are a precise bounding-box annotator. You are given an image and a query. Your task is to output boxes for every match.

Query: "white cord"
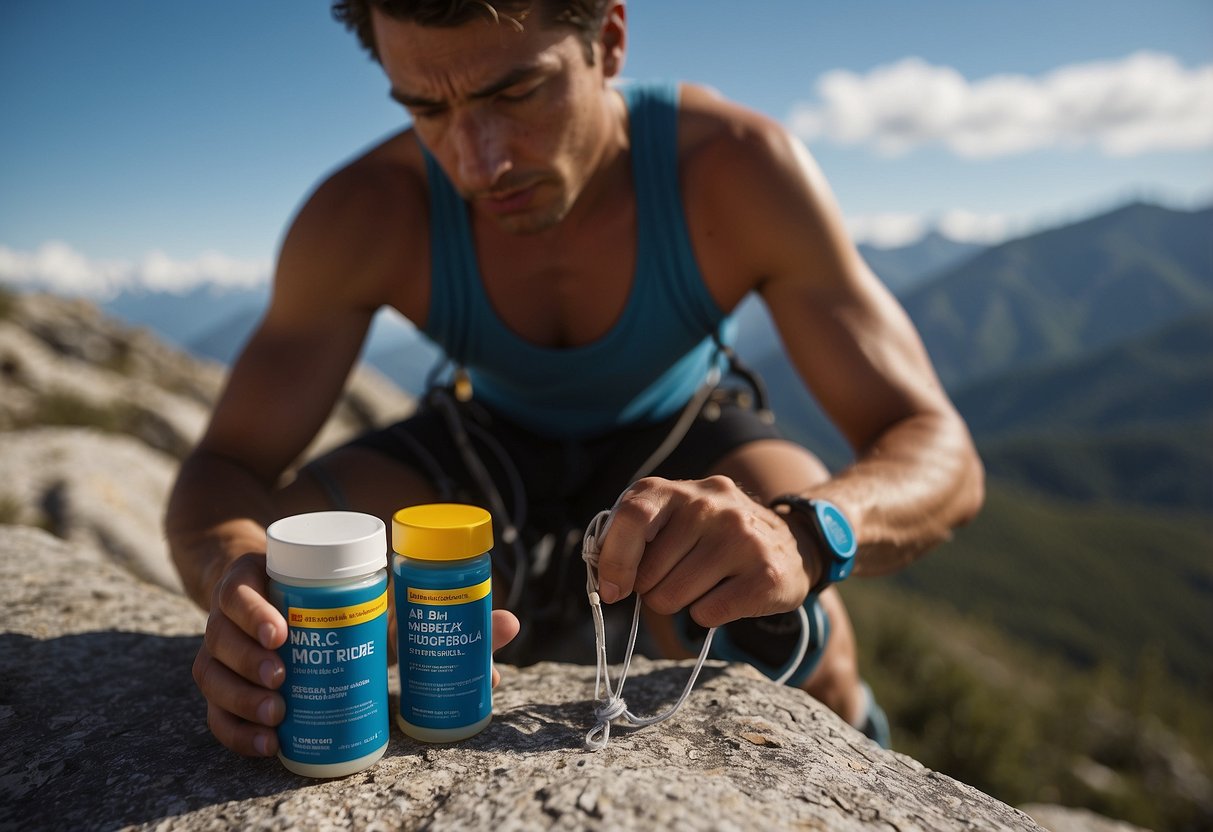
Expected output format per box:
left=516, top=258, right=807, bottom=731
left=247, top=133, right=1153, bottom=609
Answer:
left=581, top=508, right=812, bottom=750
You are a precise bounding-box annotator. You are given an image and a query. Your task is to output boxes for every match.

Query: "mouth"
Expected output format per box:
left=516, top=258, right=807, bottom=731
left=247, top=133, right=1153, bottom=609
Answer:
left=478, top=182, right=540, bottom=214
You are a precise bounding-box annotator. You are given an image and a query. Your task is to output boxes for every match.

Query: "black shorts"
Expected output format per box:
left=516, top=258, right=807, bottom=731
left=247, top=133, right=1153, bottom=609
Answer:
left=338, top=384, right=785, bottom=664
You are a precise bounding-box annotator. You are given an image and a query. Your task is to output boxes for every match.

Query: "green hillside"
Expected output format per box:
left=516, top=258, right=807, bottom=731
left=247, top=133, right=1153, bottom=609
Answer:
left=950, top=311, right=1213, bottom=511
left=844, top=576, right=1213, bottom=832
left=873, top=482, right=1213, bottom=690
left=901, top=202, right=1213, bottom=388
left=953, top=310, right=1213, bottom=437
left=978, top=424, right=1213, bottom=510
left=842, top=480, right=1213, bottom=828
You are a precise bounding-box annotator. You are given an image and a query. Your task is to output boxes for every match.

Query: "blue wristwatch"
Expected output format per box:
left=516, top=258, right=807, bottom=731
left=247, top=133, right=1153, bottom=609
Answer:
left=769, top=495, right=857, bottom=594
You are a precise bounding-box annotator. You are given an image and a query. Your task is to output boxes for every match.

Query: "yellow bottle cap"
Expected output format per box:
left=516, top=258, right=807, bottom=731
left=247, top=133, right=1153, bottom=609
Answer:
left=392, top=503, right=493, bottom=561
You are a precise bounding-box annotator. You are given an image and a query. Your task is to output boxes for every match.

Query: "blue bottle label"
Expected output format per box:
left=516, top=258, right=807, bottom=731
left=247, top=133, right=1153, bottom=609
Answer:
left=397, top=575, right=492, bottom=730
left=273, top=577, right=390, bottom=766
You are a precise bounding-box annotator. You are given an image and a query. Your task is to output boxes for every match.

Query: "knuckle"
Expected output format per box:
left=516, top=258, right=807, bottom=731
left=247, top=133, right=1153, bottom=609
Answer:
left=692, top=595, right=732, bottom=628
left=215, top=571, right=241, bottom=615
left=192, top=651, right=208, bottom=688
left=194, top=652, right=220, bottom=695
left=718, top=503, right=752, bottom=537
left=643, top=589, right=681, bottom=617
left=202, top=612, right=223, bottom=656
left=616, top=491, right=660, bottom=525
left=756, top=557, right=789, bottom=595
left=687, top=494, right=715, bottom=525
left=205, top=705, right=220, bottom=736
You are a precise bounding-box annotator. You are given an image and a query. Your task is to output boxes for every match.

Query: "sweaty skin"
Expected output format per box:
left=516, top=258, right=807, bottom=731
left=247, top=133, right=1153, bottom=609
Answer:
left=167, top=2, right=983, bottom=757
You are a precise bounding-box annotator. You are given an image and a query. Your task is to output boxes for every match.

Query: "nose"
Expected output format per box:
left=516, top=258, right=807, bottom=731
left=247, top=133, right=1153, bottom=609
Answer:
left=450, top=110, right=512, bottom=194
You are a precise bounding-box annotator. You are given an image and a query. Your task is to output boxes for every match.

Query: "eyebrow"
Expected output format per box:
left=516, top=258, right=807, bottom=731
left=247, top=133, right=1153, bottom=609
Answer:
left=390, top=63, right=547, bottom=110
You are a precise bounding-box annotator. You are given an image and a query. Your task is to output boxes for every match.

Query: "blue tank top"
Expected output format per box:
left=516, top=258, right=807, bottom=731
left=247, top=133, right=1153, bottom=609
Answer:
left=421, top=81, right=734, bottom=439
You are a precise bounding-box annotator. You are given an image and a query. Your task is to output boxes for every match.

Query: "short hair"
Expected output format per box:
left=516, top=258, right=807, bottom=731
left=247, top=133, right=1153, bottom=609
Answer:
left=332, top=1, right=611, bottom=64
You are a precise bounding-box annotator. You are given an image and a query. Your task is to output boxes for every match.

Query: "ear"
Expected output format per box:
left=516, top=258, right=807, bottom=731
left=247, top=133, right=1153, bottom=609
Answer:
left=599, top=1, right=626, bottom=78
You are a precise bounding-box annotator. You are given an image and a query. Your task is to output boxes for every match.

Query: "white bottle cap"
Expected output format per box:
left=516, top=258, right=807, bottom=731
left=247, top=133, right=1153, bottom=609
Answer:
left=266, top=511, right=387, bottom=581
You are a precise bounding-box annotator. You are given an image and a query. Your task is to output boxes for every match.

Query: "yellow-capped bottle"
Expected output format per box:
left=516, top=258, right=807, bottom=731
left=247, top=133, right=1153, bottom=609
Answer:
left=392, top=504, right=494, bottom=742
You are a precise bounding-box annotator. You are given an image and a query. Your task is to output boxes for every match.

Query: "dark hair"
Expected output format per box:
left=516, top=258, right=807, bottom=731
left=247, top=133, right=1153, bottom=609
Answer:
left=332, top=0, right=611, bottom=64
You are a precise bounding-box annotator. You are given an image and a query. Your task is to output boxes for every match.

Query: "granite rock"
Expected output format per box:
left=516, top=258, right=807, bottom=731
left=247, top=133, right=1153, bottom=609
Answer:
left=0, top=427, right=183, bottom=592
left=0, top=526, right=1045, bottom=832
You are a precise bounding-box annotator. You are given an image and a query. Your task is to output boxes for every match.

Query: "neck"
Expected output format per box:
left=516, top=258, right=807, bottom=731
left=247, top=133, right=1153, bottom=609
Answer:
left=541, top=85, right=632, bottom=241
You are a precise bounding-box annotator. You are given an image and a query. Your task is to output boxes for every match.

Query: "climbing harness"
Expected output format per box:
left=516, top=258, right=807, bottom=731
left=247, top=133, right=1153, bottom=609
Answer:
left=420, top=336, right=816, bottom=749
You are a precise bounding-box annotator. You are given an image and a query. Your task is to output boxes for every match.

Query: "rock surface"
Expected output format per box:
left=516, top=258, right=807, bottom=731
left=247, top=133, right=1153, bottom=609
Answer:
left=0, top=427, right=183, bottom=592
left=0, top=526, right=1046, bottom=831
left=0, top=291, right=414, bottom=463
left=0, top=290, right=414, bottom=588
left=1, top=291, right=1122, bottom=830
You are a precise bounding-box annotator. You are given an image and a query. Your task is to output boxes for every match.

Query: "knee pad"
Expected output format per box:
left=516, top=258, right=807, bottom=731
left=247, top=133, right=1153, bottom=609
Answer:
left=676, top=595, right=830, bottom=688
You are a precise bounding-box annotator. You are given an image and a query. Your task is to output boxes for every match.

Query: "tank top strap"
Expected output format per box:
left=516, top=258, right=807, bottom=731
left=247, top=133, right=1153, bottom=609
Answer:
left=619, top=81, right=725, bottom=338
left=421, top=146, right=476, bottom=365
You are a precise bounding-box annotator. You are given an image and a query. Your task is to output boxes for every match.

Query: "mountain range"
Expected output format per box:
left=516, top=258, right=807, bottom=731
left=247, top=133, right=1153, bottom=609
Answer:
left=901, top=202, right=1213, bottom=389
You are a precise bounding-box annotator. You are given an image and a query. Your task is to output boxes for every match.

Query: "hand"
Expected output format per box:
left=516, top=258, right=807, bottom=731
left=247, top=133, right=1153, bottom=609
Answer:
left=193, top=554, right=523, bottom=757
left=193, top=552, right=287, bottom=758
left=390, top=579, right=520, bottom=685
left=595, top=476, right=812, bottom=627
left=489, top=609, right=521, bottom=687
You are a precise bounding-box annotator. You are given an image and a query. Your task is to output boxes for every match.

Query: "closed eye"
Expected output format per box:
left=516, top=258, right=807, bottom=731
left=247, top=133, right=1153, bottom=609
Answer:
left=498, top=77, right=544, bottom=103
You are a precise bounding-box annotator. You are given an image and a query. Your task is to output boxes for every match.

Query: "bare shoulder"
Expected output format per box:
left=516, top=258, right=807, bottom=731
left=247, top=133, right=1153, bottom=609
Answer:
left=274, top=129, right=432, bottom=325
left=676, top=83, right=855, bottom=302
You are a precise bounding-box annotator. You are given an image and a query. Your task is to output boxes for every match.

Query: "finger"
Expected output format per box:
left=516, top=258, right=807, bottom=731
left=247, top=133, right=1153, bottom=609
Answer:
left=205, top=700, right=280, bottom=758
left=687, top=559, right=800, bottom=628
left=491, top=609, right=520, bottom=652
left=204, top=608, right=285, bottom=689
left=193, top=646, right=285, bottom=729
left=642, top=536, right=730, bottom=617
left=489, top=610, right=519, bottom=690
left=596, top=478, right=676, bottom=603
left=387, top=573, right=398, bottom=667
left=214, top=553, right=286, bottom=649
left=630, top=491, right=714, bottom=596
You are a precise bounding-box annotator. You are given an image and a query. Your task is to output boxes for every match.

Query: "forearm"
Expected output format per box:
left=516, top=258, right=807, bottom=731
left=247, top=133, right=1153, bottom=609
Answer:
left=165, top=450, right=278, bottom=610
left=807, top=409, right=984, bottom=577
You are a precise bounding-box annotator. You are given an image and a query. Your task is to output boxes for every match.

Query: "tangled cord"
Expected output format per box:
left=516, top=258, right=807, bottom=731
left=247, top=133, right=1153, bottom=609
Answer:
left=581, top=508, right=813, bottom=750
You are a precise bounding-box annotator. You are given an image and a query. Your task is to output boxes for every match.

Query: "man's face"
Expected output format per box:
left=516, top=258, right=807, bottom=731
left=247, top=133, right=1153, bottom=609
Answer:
left=374, top=10, right=613, bottom=235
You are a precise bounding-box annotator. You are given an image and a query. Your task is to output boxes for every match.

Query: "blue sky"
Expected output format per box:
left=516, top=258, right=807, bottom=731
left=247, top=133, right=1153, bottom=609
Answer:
left=1, top=0, right=1210, bottom=294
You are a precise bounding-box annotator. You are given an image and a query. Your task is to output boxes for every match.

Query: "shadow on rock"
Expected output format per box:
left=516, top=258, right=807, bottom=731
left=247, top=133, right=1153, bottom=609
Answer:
left=469, top=662, right=731, bottom=754
left=0, top=631, right=301, bottom=831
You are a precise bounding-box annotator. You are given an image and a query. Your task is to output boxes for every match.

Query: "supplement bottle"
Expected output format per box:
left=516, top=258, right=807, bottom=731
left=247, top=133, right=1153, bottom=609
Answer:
left=266, top=511, right=390, bottom=777
left=392, top=503, right=494, bottom=742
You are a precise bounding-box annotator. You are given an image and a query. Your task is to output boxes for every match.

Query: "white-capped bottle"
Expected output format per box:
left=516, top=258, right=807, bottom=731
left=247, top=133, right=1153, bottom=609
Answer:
left=266, top=511, right=390, bottom=777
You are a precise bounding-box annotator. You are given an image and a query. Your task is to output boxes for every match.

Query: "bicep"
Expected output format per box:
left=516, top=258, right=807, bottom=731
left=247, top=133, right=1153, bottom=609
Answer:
left=742, top=133, right=952, bottom=452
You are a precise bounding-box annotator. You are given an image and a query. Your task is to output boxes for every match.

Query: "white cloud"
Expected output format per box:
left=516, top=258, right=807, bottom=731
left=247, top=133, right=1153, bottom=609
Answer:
left=935, top=210, right=1027, bottom=244
left=0, top=241, right=271, bottom=298
left=848, top=209, right=1038, bottom=247
left=789, top=51, right=1213, bottom=158
left=846, top=213, right=929, bottom=248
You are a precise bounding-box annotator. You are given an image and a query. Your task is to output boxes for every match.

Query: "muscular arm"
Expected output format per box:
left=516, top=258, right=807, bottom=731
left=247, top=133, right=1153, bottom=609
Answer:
left=162, top=145, right=440, bottom=757
left=166, top=305, right=373, bottom=607
left=598, top=92, right=983, bottom=617
left=166, top=154, right=424, bottom=609
left=693, top=98, right=984, bottom=577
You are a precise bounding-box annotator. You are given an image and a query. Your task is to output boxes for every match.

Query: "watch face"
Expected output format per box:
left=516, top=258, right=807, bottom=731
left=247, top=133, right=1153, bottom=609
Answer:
left=815, top=502, right=856, bottom=559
